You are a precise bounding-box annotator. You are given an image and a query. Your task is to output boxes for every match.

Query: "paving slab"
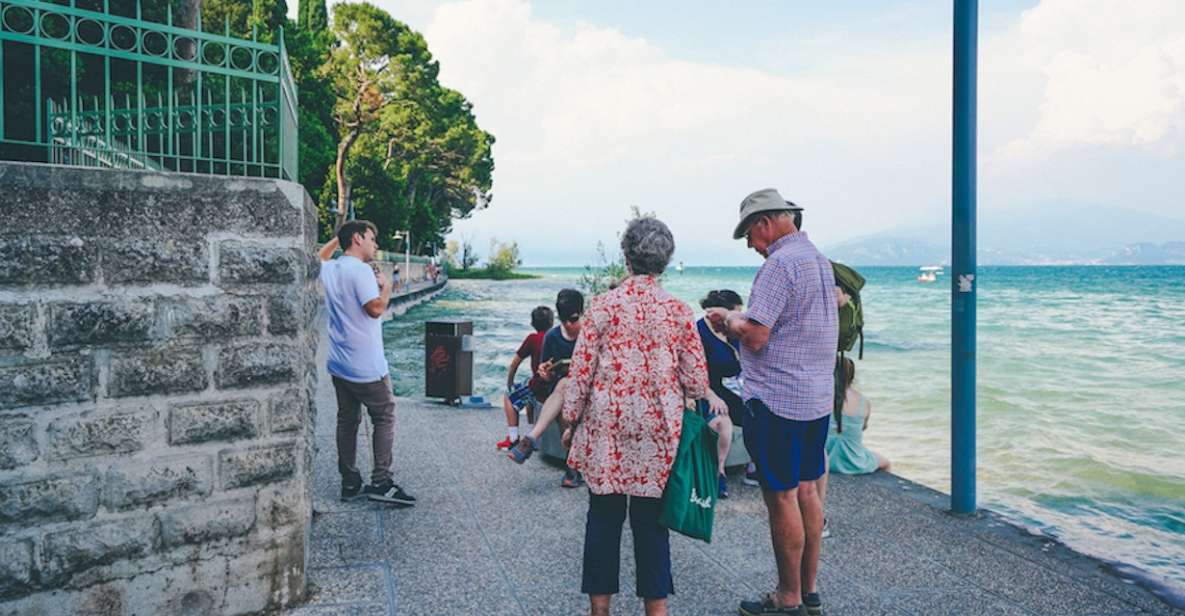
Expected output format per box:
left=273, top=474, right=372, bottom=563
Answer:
left=287, top=314, right=1183, bottom=616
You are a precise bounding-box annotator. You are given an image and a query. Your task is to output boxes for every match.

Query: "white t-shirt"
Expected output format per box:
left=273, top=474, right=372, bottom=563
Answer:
left=319, top=255, right=389, bottom=383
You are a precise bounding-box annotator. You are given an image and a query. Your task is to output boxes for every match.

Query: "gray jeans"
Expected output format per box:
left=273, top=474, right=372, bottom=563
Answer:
left=332, top=375, right=395, bottom=486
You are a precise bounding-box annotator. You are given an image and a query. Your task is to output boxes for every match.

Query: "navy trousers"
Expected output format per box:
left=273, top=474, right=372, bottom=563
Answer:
left=581, top=492, right=674, bottom=599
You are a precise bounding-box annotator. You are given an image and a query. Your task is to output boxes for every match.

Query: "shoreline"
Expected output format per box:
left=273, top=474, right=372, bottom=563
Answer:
left=382, top=278, right=449, bottom=319
left=857, top=470, right=1185, bottom=610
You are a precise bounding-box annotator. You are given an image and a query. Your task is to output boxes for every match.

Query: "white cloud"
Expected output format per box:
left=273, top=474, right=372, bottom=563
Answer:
left=355, top=0, right=1185, bottom=264
left=1000, top=0, right=1185, bottom=158
left=412, top=0, right=953, bottom=264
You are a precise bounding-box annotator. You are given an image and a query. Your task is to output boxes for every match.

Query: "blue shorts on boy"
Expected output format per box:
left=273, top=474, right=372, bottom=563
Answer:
left=507, top=381, right=536, bottom=411
left=743, top=398, right=829, bottom=491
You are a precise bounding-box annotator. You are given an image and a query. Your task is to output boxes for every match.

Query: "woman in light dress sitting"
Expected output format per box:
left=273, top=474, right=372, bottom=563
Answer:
left=825, top=357, right=890, bottom=475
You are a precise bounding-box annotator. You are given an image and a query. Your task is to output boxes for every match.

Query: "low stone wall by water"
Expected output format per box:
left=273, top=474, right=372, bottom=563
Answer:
left=0, top=162, right=321, bottom=614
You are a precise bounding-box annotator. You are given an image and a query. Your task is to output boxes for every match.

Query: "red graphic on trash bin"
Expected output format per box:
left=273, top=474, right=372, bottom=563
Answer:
left=428, top=345, right=450, bottom=375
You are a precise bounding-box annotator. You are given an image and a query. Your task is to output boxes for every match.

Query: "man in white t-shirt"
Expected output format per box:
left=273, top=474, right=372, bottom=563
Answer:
left=318, top=220, right=415, bottom=507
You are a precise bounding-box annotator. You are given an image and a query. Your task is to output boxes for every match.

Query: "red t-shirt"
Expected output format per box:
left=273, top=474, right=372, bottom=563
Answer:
left=517, top=331, right=547, bottom=397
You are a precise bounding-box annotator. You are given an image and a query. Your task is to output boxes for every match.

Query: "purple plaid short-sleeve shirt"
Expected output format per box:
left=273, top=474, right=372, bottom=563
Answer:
left=741, top=232, right=838, bottom=421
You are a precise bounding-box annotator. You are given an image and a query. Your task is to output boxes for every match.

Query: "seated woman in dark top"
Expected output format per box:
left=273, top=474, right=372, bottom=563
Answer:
left=696, top=289, right=758, bottom=494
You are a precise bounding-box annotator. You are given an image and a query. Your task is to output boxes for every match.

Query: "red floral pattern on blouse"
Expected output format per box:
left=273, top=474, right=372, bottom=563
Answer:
left=562, top=275, right=709, bottom=497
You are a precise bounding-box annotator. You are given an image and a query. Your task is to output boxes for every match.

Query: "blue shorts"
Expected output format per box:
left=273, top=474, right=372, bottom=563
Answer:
left=742, top=399, right=829, bottom=491
left=507, top=381, right=536, bottom=411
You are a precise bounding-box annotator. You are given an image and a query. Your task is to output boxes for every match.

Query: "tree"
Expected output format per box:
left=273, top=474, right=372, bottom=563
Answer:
left=578, top=207, right=656, bottom=295
left=202, top=0, right=286, bottom=39
left=283, top=21, right=336, bottom=232
left=192, top=2, right=495, bottom=248
left=317, top=4, right=494, bottom=244
left=442, top=240, right=460, bottom=269
left=300, top=0, right=328, bottom=30
left=325, top=3, right=438, bottom=228
left=578, top=241, right=627, bottom=296
left=460, top=237, right=480, bottom=271
left=486, top=239, right=521, bottom=274
left=251, top=0, right=287, bottom=35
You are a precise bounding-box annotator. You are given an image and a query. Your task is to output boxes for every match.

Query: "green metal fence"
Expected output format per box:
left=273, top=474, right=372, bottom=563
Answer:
left=0, top=0, right=297, bottom=180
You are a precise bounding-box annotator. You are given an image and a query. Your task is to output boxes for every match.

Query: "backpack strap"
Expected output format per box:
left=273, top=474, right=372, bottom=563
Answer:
left=833, top=352, right=845, bottom=433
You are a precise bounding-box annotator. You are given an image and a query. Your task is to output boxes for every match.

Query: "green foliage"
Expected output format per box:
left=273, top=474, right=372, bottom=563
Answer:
left=300, top=0, right=328, bottom=30
left=486, top=239, right=521, bottom=274
left=284, top=25, right=336, bottom=220
left=320, top=3, right=495, bottom=250
left=578, top=207, right=656, bottom=295
left=442, top=240, right=461, bottom=269
left=578, top=241, right=627, bottom=296
left=201, top=0, right=286, bottom=39
left=459, top=237, right=480, bottom=271
left=445, top=266, right=539, bottom=281
left=65, top=0, right=494, bottom=252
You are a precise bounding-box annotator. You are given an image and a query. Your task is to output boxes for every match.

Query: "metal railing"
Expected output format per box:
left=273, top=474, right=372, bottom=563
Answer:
left=0, top=0, right=297, bottom=180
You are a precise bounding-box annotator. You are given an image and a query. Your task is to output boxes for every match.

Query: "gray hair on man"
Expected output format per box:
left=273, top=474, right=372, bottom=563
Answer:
left=621, top=216, right=675, bottom=276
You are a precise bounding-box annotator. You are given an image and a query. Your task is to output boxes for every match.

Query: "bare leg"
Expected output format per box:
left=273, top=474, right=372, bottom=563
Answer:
left=708, top=415, right=733, bottom=475
left=797, top=479, right=824, bottom=595
left=876, top=451, right=891, bottom=471
left=644, top=598, right=668, bottom=616
left=502, top=395, right=519, bottom=429
left=526, top=378, right=568, bottom=441
left=817, top=453, right=829, bottom=505
left=589, top=594, right=610, bottom=616
left=763, top=488, right=804, bottom=607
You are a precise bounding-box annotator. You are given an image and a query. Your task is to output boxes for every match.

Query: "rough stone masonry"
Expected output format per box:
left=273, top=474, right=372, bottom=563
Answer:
left=0, top=162, right=322, bottom=615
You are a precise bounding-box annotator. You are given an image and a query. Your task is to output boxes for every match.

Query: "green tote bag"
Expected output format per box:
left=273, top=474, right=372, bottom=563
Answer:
left=658, top=408, right=719, bottom=543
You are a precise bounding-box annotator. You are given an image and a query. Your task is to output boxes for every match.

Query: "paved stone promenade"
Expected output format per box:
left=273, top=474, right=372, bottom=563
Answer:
left=286, top=330, right=1182, bottom=615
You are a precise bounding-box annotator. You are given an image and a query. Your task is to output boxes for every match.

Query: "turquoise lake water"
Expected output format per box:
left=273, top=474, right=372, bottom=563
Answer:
left=381, top=265, right=1185, bottom=591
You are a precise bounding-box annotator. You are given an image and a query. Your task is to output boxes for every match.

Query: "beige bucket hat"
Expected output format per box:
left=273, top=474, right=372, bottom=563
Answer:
left=732, top=188, right=804, bottom=239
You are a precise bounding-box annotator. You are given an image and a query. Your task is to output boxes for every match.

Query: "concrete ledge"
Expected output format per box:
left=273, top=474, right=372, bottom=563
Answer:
left=382, top=278, right=448, bottom=319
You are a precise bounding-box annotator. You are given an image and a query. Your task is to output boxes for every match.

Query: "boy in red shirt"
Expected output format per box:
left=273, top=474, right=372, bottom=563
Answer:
left=496, top=306, right=555, bottom=450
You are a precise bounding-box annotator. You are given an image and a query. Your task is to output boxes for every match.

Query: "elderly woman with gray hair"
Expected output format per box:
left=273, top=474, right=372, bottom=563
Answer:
left=561, top=217, right=728, bottom=616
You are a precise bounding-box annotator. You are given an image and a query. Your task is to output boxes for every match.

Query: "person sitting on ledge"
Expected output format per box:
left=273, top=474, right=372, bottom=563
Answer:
left=497, top=305, right=555, bottom=451
left=695, top=289, right=750, bottom=499
left=507, top=288, right=586, bottom=488
left=824, top=357, right=889, bottom=475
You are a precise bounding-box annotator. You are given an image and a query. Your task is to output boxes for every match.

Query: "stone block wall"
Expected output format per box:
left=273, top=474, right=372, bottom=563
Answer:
left=0, top=162, right=321, bottom=615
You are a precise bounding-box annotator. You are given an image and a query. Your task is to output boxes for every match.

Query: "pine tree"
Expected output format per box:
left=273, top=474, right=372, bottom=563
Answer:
left=301, top=0, right=328, bottom=30
left=249, top=0, right=287, bottom=36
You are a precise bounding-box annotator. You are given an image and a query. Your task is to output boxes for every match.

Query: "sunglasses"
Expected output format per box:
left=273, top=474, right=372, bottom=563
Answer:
left=743, top=215, right=768, bottom=241
left=564, top=313, right=582, bottom=323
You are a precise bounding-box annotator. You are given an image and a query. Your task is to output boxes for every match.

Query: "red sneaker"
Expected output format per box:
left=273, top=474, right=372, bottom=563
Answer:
left=495, top=437, right=517, bottom=451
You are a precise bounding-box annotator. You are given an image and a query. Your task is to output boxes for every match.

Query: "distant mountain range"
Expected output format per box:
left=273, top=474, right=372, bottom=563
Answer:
left=825, top=205, right=1185, bottom=266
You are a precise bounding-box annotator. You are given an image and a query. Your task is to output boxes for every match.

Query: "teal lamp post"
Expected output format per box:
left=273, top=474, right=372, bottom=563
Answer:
left=951, top=0, right=978, bottom=515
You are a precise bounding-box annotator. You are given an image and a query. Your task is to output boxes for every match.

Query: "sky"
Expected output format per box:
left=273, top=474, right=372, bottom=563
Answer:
left=299, top=1, right=1185, bottom=266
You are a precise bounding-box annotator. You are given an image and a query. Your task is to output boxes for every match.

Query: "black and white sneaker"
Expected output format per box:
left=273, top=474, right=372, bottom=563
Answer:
left=341, top=476, right=364, bottom=502
left=364, top=482, right=416, bottom=506
left=341, top=483, right=362, bottom=502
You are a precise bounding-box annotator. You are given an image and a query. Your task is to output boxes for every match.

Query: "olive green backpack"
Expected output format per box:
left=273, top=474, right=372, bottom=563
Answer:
left=831, top=261, right=865, bottom=432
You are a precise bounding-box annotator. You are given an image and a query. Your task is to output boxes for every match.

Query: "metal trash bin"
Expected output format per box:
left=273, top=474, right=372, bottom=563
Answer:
left=424, top=320, right=473, bottom=403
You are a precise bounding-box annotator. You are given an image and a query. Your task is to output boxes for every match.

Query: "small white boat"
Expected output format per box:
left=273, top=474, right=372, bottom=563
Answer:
left=917, top=265, right=942, bottom=283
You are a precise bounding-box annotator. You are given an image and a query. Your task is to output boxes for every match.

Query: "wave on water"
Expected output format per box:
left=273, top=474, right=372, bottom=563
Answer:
left=861, top=336, right=945, bottom=353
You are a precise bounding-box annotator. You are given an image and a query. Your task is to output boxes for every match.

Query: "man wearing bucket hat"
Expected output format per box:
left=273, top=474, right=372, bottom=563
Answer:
left=705, top=188, right=837, bottom=616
